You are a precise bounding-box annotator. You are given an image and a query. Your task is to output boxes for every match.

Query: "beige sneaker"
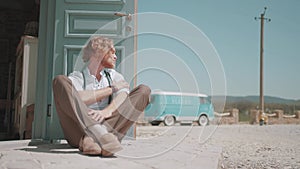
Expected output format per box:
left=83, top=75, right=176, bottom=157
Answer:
left=99, top=133, right=123, bottom=157
left=85, top=129, right=123, bottom=157
left=79, top=135, right=102, bottom=155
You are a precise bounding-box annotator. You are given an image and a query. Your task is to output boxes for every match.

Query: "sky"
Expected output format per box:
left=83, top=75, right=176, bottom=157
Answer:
left=136, top=0, right=300, bottom=100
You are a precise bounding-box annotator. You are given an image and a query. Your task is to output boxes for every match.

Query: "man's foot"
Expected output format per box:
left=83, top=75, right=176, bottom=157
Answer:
left=98, top=133, right=123, bottom=156
left=86, top=125, right=123, bottom=156
left=79, top=135, right=102, bottom=155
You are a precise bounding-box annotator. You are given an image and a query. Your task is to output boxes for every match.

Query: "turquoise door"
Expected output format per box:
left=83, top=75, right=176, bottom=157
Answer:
left=33, top=0, right=136, bottom=140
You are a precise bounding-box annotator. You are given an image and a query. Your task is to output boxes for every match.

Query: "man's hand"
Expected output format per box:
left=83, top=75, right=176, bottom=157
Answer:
left=88, top=109, right=112, bottom=122
left=111, top=80, right=129, bottom=92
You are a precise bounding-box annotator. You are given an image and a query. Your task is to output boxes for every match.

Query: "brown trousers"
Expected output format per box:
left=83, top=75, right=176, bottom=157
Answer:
left=52, top=75, right=150, bottom=147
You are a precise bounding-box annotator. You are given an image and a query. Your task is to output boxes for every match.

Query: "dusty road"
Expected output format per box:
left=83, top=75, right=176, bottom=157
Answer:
left=136, top=124, right=300, bottom=169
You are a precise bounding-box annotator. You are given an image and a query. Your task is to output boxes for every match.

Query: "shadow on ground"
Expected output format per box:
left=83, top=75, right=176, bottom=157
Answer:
left=19, top=141, right=80, bottom=154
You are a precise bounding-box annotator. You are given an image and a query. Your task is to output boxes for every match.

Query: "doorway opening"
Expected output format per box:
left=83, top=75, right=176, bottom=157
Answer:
left=0, top=0, right=40, bottom=140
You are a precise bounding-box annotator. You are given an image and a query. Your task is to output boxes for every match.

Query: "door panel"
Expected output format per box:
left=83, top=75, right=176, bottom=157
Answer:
left=33, top=0, right=135, bottom=140
left=65, top=10, right=123, bottom=37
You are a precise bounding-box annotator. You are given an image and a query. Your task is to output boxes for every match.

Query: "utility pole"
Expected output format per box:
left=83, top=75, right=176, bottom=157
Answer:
left=255, top=7, right=271, bottom=116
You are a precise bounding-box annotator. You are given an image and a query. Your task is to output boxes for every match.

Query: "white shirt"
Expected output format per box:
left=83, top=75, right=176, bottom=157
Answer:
left=68, top=68, right=129, bottom=110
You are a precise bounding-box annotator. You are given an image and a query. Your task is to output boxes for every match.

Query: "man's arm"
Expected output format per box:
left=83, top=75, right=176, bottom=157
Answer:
left=78, top=87, right=112, bottom=106
left=78, top=80, right=129, bottom=106
left=87, top=80, right=129, bottom=122
left=88, top=91, right=128, bottom=122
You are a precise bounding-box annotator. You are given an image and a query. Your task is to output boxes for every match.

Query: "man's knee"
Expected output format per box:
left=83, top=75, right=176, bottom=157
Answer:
left=52, top=75, right=71, bottom=99
left=53, top=75, right=72, bottom=91
left=136, top=84, right=151, bottom=98
left=53, top=75, right=67, bottom=85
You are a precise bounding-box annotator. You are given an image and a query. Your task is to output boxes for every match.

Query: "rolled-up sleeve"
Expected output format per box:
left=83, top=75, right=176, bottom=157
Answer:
left=68, top=71, right=84, bottom=91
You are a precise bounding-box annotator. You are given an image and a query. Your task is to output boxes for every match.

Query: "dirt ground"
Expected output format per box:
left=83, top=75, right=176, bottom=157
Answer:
left=136, top=124, right=300, bottom=169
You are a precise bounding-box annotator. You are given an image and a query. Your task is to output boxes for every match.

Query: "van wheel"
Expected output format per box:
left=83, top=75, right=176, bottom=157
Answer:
left=198, top=115, right=209, bottom=126
left=164, top=115, right=175, bottom=126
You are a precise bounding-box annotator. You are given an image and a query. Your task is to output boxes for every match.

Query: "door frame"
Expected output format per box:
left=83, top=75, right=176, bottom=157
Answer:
left=32, top=0, right=55, bottom=139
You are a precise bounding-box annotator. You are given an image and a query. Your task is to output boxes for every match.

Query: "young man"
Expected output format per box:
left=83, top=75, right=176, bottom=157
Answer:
left=52, top=36, right=150, bottom=156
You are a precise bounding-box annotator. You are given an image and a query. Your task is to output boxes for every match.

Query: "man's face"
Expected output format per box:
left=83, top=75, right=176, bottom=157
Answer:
left=101, top=47, right=117, bottom=68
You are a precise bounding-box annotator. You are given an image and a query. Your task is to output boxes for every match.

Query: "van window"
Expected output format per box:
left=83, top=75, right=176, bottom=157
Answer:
left=200, top=97, right=208, bottom=104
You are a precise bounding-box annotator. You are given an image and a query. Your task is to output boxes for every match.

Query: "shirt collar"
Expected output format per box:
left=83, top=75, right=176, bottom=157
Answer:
left=84, top=67, right=112, bottom=81
left=83, top=67, right=98, bottom=84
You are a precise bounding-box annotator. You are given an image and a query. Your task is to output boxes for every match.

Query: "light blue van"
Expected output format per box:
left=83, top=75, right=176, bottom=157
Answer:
left=144, top=91, right=215, bottom=126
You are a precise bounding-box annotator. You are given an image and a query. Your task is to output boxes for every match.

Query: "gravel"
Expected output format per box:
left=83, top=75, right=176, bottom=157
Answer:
left=137, top=124, right=300, bottom=169
left=204, top=125, right=300, bottom=169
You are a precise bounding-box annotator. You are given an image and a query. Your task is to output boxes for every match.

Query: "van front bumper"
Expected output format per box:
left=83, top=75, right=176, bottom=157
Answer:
left=144, top=116, right=164, bottom=122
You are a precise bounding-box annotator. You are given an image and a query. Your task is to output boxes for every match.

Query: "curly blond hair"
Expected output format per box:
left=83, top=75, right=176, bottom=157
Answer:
left=82, top=36, right=114, bottom=62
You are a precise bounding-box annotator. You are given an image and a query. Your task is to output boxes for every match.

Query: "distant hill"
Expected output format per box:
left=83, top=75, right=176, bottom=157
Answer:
left=230, top=96, right=298, bottom=104
left=212, top=96, right=300, bottom=118
left=211, top=95, right=300, bottom=105
left=210, top=95, right=300, bottom=114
